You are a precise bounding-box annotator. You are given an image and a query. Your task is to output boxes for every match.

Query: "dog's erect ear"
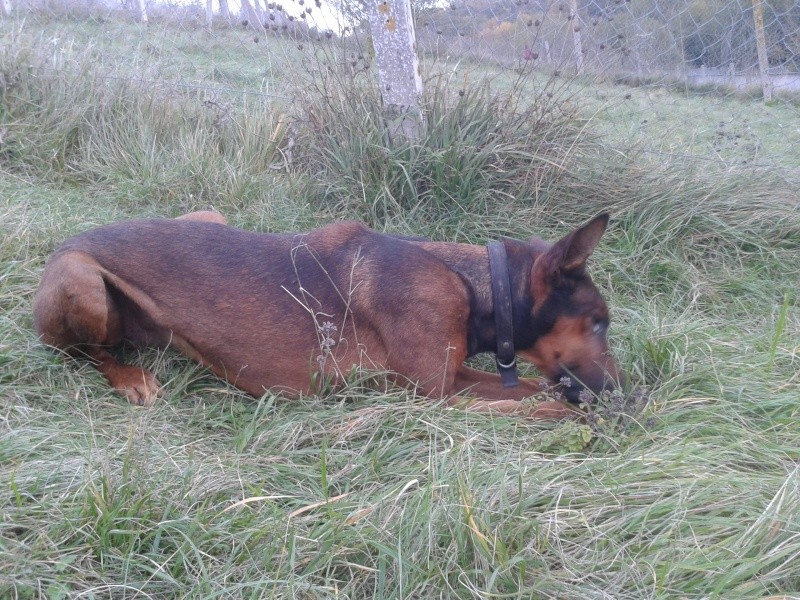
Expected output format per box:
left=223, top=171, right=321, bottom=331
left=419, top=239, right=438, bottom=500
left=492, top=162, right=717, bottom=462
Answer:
left=547, top=213, right=609, bottom=275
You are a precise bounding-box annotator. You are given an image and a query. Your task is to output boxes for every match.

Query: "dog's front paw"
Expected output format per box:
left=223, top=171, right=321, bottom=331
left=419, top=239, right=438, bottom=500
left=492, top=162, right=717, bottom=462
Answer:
left=527, top=400, right=583, bottom=421
left=111, top=367, right=161, bottom=407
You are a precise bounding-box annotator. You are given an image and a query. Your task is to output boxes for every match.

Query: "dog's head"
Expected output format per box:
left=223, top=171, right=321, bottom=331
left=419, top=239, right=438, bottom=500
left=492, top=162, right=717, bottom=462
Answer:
left=518, top=213, right=621, bottom=403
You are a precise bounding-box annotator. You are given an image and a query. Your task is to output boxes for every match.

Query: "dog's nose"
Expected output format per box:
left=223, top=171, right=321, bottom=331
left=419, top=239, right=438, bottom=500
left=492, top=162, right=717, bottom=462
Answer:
left=561, top=383, right=585, bottom=404
left=556, top=368, right=622, bottom=404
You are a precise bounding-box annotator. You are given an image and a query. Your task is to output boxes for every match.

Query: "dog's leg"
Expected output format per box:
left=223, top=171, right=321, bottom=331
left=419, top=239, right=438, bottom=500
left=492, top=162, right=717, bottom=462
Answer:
left=33, top=251, right=160, bottom=406
left=453, top=365, right=542, bottom=400
left=446, top=396, right=580, bottom=419
left=450, top=366, right=579, bottom=420
left=86, top=347, right=161, bottom=407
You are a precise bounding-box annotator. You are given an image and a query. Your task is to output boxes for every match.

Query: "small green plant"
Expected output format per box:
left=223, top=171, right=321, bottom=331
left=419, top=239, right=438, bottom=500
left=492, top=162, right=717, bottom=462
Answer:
left=768, top=292, right=790, bottom=372
left=537, top=420, right=595, bottom=454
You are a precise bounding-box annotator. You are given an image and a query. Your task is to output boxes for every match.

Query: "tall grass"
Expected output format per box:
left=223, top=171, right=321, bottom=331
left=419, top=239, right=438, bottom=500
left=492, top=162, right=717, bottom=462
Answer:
left=291, top=49, right=595, bottom=238
left=2, top=16, right=800, bottom=600
left=0, top=25, right=291, bottom=215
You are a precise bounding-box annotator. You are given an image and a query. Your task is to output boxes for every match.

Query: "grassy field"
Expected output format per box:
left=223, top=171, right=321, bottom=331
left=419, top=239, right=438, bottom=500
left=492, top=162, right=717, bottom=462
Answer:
left=2, top=14, right=800, bottom=599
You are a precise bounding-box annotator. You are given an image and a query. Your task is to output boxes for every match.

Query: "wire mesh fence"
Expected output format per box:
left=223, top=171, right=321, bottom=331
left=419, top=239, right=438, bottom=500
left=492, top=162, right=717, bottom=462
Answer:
left=418, top=1, right=799, bottom=90
left=1, top=0, right=799, bottom=173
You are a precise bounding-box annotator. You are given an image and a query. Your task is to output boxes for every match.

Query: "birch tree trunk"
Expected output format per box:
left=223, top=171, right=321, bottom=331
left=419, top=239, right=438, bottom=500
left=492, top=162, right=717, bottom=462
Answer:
left=568, top=0, right=583, bottom=72
left=136, top=0, right=148, bottom=23
left=205, top=0, right=213, bottom=28
left=367, top=0, right=423, bottom=143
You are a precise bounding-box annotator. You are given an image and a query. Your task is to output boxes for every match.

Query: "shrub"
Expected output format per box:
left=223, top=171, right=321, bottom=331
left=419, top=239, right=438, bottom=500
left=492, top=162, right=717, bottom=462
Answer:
left=290, top=54, right=591, bottom=235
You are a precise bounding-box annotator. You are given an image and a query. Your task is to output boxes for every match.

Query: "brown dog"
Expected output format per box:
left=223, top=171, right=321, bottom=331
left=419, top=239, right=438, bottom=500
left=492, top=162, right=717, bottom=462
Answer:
left=33, top=211, right=619, bottom=418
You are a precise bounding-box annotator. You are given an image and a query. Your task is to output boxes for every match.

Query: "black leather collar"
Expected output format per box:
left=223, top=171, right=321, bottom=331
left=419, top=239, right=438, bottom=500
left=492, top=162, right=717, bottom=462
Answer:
left=487, top=241, right=519, bottom=388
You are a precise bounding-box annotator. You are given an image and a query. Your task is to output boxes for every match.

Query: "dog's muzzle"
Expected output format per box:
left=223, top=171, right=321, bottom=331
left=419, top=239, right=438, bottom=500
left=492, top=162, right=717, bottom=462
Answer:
left=557, top=369, right=621, bottom=404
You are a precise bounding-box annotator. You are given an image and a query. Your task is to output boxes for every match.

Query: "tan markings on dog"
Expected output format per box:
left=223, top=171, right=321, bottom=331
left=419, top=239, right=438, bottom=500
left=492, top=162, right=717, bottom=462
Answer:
left=530, top=256, right=552, bottom=314
left=413, top=241, right=493, bottom=308
left=520, top=315, right=599, bottom=377
left=446, top=396, right=580, bottom=419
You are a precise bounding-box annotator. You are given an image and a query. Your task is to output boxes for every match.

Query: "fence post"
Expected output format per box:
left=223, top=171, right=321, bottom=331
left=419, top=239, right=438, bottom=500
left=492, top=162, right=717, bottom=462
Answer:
left=568, top=0, right=583, bottom=72
left=205, top=0, right=213, bottom=28
left=752, top=0, right=773, bottom=102
left=367, top=0, right=423, bottom=143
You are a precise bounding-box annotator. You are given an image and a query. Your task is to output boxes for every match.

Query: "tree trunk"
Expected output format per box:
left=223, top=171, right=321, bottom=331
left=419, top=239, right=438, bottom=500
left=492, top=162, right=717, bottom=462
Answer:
left=218, top=0, right=231, bottom=23
left=251, top=0, right=266, bottom=23
left=568, top=0, right=583, bottom=72
left=136, top=0, right=148, bottom=23
left=240, top=0, right=264, bottom=30
left=367, top=0, right=423, bottom=143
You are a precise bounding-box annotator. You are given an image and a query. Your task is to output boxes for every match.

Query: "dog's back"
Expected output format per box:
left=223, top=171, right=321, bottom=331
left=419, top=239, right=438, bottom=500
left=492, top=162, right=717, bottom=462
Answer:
left=34, top=219, right=471, bottom=399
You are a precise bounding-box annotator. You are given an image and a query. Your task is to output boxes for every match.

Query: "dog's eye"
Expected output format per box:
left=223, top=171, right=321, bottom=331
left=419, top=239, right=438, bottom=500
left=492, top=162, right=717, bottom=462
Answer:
left=592, top=321, right=606, bottom=335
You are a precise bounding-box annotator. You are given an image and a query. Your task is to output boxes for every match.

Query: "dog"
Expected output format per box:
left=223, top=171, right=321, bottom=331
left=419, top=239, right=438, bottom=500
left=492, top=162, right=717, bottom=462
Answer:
left=33, top=211, right=620, bottom=419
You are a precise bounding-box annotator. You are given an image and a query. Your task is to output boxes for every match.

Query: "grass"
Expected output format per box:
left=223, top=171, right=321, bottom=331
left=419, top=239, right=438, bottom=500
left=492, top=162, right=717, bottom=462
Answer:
left=585, top=82, right=800, bottom=170
left=2, top=13, right=800, bottom=600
